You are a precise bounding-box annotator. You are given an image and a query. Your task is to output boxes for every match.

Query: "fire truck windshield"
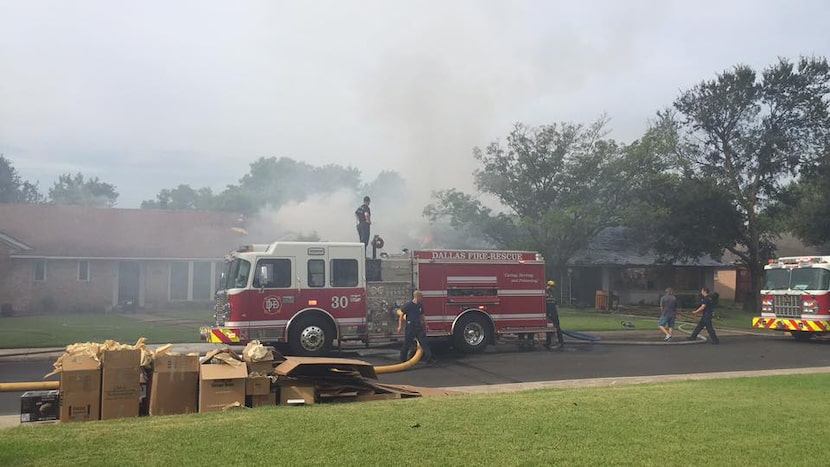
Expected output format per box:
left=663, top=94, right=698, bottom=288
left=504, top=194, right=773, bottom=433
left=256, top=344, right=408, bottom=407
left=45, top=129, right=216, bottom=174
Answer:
left=765, top=268, right=830, bottom=291
left=223, top=258, right=251, bottom=289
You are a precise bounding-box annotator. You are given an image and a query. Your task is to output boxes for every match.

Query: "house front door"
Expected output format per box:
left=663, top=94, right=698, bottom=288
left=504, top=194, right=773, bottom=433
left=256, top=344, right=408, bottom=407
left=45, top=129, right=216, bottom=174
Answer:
left=118, top=261, right=141, bottom=311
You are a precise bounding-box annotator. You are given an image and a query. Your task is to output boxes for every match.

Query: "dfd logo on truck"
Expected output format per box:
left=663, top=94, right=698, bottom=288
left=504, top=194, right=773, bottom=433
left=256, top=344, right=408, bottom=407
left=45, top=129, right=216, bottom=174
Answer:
left=263, top=296, right=281, bottom=314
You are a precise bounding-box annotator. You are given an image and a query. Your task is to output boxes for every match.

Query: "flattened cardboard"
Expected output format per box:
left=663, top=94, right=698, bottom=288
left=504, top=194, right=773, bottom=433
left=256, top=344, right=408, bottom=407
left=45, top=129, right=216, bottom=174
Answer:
left=100, top=349, right=141, bottom=420
left=274, top=357, right=377, bottom=380
left=199, top=362, right=248, bottom=413
left=59, top=354, right=101, bottom=422
left=245, top=376, right=271, bottom=396
left=149, top=354, right=199, bottom=416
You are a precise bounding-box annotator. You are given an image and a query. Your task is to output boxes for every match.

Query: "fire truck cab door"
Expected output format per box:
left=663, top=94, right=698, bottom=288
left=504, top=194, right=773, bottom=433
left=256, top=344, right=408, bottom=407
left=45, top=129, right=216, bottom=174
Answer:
left=251, top=257, right=296, bottom=319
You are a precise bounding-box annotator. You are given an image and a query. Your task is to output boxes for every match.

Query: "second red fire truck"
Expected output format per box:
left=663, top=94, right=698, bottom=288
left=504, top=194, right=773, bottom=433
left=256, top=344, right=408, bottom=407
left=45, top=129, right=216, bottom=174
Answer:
left=204, top=241, right=552, bottom=355
left=753, top=256, right=830, bottom=340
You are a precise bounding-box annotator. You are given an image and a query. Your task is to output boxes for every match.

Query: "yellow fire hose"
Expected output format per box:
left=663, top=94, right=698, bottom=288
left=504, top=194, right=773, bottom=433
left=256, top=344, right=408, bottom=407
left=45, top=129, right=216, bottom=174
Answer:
left=0, top=381, right=59, bottom=392
left=374, top=342, right=423, bottom=374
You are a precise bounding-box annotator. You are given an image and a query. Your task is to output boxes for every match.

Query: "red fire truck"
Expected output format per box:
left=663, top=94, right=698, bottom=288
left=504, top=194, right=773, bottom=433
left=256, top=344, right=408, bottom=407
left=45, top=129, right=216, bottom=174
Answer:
left=752, top=256, right=830, bottom=340
left=204, top=241, right=551, bottom=355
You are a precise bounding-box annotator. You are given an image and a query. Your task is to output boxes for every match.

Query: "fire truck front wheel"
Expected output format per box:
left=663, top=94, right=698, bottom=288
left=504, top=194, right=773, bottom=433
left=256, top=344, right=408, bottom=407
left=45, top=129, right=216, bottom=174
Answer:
left=289, top=315, right=335, bottom=356
left=453, top=313, right=491, bottom=353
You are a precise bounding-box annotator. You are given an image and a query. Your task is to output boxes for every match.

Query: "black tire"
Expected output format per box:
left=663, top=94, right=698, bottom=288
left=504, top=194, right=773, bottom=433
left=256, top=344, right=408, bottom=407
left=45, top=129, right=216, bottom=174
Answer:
left=791, top=331, right=814, bottom=342
left=288, top=314, right=334, bottom=356
left=453, top=313, right=490, bottom=353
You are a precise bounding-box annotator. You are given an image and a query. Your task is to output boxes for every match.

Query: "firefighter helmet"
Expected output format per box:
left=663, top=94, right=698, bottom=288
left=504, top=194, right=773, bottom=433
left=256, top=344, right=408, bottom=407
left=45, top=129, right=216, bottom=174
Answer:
left=546, top=280, right=556, bottom=287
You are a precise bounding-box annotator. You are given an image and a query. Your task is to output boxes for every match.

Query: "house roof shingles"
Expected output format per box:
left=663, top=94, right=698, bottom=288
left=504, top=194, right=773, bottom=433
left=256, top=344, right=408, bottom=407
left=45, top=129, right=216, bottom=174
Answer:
left=567, top=227, right=728, bottom=267
left=0, top=204, right=249, bottom=259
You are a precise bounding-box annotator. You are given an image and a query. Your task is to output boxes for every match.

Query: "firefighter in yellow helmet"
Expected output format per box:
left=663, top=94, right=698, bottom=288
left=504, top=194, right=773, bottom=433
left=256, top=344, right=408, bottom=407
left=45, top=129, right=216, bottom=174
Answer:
left=545, top=279, right=564, bottom=350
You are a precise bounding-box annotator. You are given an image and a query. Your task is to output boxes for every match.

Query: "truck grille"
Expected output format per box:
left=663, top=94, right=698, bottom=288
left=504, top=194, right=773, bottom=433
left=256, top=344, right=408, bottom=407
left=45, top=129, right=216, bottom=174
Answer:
left=774, top=295, right=801, bottom=318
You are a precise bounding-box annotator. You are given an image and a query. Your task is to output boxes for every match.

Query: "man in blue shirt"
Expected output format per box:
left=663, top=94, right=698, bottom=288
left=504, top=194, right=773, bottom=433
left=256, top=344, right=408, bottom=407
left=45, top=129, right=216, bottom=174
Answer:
left=688, top=287, right=719, bottom=344
left=396, top=290, right=434, bottom=363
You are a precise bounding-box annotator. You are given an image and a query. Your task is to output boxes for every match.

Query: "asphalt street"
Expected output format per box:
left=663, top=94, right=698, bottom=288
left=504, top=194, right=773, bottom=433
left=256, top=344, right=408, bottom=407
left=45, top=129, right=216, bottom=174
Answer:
left=3, top=332, right=830, bottom=416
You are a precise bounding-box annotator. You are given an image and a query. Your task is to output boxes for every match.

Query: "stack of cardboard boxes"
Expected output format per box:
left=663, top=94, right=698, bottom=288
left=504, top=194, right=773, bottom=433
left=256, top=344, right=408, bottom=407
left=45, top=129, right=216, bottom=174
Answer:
left=23, top=339, right=425, bottom=424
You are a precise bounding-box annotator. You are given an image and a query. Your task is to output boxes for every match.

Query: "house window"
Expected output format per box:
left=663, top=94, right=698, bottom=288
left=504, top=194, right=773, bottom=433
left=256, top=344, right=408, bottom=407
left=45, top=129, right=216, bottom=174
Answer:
left=170, top=262, right=189, bottom=301
left=192, top=262, right=212, bottom=300
left=34, top=260, right=46, bottom=281
left=331, top=259, right=358, bottom=287
left=308, top=259, right=325, bottom=287
left=78, top=260, right=90, bottom=281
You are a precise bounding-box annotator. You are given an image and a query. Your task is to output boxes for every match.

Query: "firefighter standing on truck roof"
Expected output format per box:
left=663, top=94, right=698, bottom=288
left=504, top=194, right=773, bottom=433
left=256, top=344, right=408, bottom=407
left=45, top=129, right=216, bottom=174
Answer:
left=545, top=280, right=565, bottom=350
left=355, top=196, right=371, bottom=254
left=397, top=290, right=434, bottom=364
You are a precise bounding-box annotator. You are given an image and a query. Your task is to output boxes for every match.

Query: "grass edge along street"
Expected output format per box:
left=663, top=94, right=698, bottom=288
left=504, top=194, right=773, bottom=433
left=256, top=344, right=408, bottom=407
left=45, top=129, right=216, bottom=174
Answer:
left=0, top=373, right=825, bottom=466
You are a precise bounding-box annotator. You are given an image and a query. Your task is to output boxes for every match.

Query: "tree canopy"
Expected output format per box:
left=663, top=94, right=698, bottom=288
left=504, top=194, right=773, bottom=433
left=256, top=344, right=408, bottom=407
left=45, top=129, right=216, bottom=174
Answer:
left=0, top=155, right=44, bottom=204
left=425, top=118, right=629, bottom=277
left=48, top=172, right=119, bottom=207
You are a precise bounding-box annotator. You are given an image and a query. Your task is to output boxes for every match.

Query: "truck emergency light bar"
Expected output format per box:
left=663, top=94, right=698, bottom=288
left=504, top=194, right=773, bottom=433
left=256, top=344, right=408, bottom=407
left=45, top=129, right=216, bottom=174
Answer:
left=771, top=256, right=830, bottom=265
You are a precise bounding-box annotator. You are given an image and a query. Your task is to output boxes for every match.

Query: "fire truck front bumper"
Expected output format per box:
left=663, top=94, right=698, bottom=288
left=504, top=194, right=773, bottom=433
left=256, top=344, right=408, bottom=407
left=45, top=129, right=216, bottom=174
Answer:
left=204, top=327, right=243, bottom=344
left=753, top=317, right=830, bottom=333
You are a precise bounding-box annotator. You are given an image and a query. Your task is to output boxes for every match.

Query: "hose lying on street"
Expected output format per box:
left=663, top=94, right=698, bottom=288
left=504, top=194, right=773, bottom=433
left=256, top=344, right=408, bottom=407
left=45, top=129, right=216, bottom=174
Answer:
left=562, top=330, right=601, bottom=342
left=374, top=342, right=423, bottom=374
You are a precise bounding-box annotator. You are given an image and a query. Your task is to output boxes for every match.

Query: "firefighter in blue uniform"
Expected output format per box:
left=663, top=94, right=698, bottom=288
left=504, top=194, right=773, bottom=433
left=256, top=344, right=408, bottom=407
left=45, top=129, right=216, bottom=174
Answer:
left=545, top=280, right=565, bottom=350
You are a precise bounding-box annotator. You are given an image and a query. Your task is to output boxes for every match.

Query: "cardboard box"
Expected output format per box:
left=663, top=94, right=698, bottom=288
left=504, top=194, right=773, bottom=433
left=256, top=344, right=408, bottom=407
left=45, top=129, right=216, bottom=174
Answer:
left=247, top=391, right=276, bottom=408
left=100, top=349, right=141, bottom=420
left=199, top=361, right=248, bottom=413
left=278, top=379, right=316, bottom=406
left=150, top=354, right=199, bottom=416
left=246, top=361, right=274, bottom=376
left=21, top=390, right=60, bottom=423
left=246, top=376, right=271, bottom=396
left=60, top=353, right=101, bottom=422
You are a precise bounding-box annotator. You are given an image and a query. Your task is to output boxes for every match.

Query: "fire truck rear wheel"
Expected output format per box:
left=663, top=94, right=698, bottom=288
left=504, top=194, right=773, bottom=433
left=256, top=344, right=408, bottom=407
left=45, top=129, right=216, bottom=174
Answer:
left=453, top=314, right=490, bottom=353
left=289, top=315, right=334, bottom=356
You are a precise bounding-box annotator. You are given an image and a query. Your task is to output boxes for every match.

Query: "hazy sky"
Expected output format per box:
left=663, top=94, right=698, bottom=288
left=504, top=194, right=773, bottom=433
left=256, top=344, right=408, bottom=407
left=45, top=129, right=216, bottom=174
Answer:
left=1, top=0, right=828, bottom=209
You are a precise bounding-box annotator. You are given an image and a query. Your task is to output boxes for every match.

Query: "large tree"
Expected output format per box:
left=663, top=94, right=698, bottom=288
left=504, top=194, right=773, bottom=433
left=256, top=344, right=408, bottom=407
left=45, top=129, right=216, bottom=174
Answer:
left=621, top=113, right=744, bottom=263
left=775, top=144, right=830, bottom=246
left=424, top=118, right=629, bottom=281
left=0, top=155, right=44, bottom=204
left=669, top=57, right=830, bottom=309
left=48, top=172, right=119, bottom=207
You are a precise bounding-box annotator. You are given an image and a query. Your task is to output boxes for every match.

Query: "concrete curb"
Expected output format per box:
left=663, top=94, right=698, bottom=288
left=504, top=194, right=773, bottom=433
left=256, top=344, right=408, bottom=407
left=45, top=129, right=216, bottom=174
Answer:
left=444, top=366, right=830, bottom=394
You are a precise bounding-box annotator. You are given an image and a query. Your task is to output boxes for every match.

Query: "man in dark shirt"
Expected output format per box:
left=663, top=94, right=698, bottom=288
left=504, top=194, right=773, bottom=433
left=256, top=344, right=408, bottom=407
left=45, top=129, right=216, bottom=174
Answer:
left=688, top=287, right=719, bottom=344
left=355, top=196, right=371, bottom=253
left=396, top=290, right=433, bottom=363
left=658, top=288, right=678, bottom=341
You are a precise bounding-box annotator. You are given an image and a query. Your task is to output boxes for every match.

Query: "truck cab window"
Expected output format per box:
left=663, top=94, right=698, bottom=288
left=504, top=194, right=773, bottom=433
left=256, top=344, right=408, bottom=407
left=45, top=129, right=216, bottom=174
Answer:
left=331, top=259, right=358, bottom=287
left=308, top=259, right=325, bottom=287
left=226, top=259, right=251, bottom=289
left=254, top=259, right=292, bottom=288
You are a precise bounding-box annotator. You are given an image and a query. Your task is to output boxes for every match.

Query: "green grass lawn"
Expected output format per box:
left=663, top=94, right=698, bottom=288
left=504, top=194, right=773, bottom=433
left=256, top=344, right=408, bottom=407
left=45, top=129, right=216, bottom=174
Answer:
left=0, top=309, right=212, bottom=349
left=0, top=306, right=756, bottom=349
left=1, top=374, right=827, bottom=466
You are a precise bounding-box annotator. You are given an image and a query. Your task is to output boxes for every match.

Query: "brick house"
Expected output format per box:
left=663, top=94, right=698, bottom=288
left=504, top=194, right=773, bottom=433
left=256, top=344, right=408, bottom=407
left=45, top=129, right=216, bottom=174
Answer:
left=0, top=204, right=249, bottom=315
left=565, top=227, right=734, bottom=308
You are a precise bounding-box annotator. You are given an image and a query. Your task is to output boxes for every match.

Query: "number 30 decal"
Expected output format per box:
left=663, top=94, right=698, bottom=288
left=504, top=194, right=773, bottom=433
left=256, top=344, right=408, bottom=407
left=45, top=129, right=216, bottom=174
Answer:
left=331, top=296, right=349, bottom=308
